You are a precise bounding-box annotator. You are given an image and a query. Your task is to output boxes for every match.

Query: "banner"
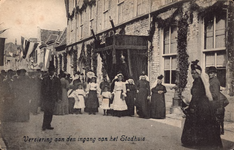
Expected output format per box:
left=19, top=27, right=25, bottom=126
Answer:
left=23, top=40, right=30, bottom=58
left=26, top=42, right=38, bottom=59
left=21, top=36, right=25, bottom=50
left=44, top=49, right=51, bottom=70
left=0, top=38, right=5, bottom=66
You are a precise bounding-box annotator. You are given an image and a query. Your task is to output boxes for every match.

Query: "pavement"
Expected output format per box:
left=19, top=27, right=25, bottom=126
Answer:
left=150, top=113, right=234, bottom=143
left=0, top=112, right=234, bottom=150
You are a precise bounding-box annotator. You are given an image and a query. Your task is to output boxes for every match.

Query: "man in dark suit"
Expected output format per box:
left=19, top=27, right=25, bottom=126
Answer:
left=207, top=66, right=223, bottom=148
left=41, top=64, right=61, bottom=131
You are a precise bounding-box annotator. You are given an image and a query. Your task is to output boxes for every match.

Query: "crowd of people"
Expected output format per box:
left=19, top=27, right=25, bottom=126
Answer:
left=0, top=64, right=168, bottom=123
left=0, top=60, right=226, bottom=149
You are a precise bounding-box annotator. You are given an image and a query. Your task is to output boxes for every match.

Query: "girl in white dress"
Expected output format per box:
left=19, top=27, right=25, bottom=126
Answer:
left=72, top=83, right=86, bottom=114
left=100, top=86, right=112, bottom=116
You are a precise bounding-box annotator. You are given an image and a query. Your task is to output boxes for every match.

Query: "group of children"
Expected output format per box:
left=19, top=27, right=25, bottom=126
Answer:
left=67, top=79, right=112, bottom=116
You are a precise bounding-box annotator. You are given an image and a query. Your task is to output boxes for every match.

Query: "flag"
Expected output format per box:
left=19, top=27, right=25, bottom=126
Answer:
left=26, top=42, right=39, bottom=59
left=21, top=36, right=25, bottom=50
left=23, top=40, right=29, bottom=58
left=0, top=28, right=8, bottom=34
left=0, top=38, right=5, bottom=66
left=20, top=49, right=23, bottom=60
left=44, top=49, right=51, bottom=70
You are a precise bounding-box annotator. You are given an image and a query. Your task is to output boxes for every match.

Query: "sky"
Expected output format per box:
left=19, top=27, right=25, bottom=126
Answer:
left=0, top=0, right=67, bottom=44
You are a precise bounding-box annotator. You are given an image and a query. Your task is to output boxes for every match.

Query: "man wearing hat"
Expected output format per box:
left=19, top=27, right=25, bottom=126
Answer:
left=207, top=66, right=224, bottom=145
left=41, top=64, right=62, bottom=130
left=13, top=68, right=31, bottom=122
left=207, top=66, right=220, bottom=102
left=1, top=69, right=15, bottom=121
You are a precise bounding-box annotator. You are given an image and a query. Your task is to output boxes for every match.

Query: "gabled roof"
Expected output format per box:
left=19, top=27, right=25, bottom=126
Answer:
left=40, top=28, right=62, bottom=45
left=4, top=42, right=20, bottom=53
left=55, top=28, right=67, bottom=47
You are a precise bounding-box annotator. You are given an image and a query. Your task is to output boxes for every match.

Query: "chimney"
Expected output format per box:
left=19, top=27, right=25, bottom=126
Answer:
left=15, top=38, right=17, bottom=45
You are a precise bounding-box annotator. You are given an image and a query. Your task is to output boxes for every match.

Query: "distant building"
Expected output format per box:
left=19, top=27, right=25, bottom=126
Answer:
left=36, top=28, right=63, bottom=72
left=4, top=42, right=21, bottom=70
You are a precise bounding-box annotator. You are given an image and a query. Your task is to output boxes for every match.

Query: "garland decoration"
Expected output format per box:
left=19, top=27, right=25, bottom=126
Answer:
left=148, top=16, right=156, bottom=61
left=55, top=56, right=58, bottom=74
left=86, top=44, right=92, bottom=70
left=155, top=8, right=179, bottom=29
left=73, top=46, right=77, bottom=73
left=227, top=1, right=234, bottom=96
left=79, top=42, right=87, bottom=68
left=91, top=42, right=97, bottom=74
left=63, top=53, right=67, bottom=71
left=68, top=0, right=96, bottom=20
left=177, top=9, right=189, bottom=92
left=68, top=10, right=75, bottom=20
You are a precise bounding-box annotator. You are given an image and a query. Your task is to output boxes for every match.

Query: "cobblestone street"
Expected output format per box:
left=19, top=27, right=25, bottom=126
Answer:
left=1, top=110, right=234, bottom=150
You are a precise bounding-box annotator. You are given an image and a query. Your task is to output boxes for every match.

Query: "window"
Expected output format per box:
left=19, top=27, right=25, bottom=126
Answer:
left=103, top=11, right=109, bottom=30
left=204, top=12, right=226, bottom=49
left=165, top=0, right=178, bottom=4
left=104, top=0, right=109, bottom=12
left=204, top=12, right=226, bottom=87
left=89, top=6, right=95, bottom=36
left=136, top=0, right=146, bottom=16
left=103, top=0, right=110, bottom=30
left=118, top=0, right=124, bottom=3
left=73, top=0, right=76, bottom=8
left=163, top=26, right=177, bottom=84
left=137, top=0, right=142, bottom=16
left=117, top=0, right=124, bottom=24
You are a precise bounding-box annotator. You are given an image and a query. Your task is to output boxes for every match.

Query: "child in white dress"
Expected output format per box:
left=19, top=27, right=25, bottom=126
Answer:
left=100, top=86, right=112, bottom=116
left=72, top=83, right=86, bottom=114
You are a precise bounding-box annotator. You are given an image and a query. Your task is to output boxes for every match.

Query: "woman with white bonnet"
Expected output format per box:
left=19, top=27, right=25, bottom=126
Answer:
left=150, top=75, right=167, bottom=119
left=111, top=72, right=128, bottom=117
left=135, top=71, right=150, bottom=119
left=181, top=60, right=222, bottom=149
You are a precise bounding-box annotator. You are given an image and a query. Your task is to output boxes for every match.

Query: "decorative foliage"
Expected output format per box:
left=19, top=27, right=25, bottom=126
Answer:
left=155, top=8, right=180, bottom=29
left=227, top=1, right=234, bottom=96
left=68, top=10, right=75, bottom=20
left=148, top=17, right=156, bottom=61
left=63, top=53, right=67, bottom=71
left=55, top=56, right=58, bottom=74
left=90, top=42, right=97, bottom=74
left=73, top=46, right=77, bottom=73
left=68, top=0, right=96, bottom=20
left=177, top=10, right=189, bottom=92
left=86, top=44, right=92, bottom=70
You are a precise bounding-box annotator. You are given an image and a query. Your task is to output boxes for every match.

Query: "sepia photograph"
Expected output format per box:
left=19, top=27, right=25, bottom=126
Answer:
left=0, top=0, right=234, bottom=149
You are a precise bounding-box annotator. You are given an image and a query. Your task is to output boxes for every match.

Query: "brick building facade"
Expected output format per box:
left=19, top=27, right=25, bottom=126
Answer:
left=59, top=0, right=234, bottom=121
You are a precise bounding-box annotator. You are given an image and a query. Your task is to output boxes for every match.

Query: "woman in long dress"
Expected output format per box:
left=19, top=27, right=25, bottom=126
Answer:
left=54, top=71, right=69, bottom=115
left=150, top=75, right=167, bottom=119
left=111, top=73, right=128, bottom=117
left=86, top=76, right=99, bottom=115
left=181, top=60, right=221, bottom=148
left=135, top=72, right=150, bottom=119
left=125, top=77, right=137, bottom=116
